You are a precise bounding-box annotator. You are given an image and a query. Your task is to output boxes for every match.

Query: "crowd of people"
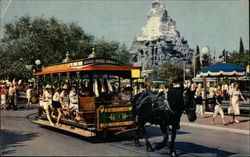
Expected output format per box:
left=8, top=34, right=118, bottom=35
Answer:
left=37, top=79, right=136, bottom=126
left=187, top=81, right=247, bottom=125
left=1, top=79, right=248, bottom=127
left=0, top=81, right=18, bottom=111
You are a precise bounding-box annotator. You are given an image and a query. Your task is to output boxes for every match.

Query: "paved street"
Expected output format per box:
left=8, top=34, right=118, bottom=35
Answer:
left=1, top=104, right=249, bottom=156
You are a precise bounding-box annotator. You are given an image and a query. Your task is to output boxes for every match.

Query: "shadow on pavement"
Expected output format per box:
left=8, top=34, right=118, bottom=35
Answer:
left=145, top=125, right=190, bottom=137
left=1, top=129, right=39, bottom=155
left=173, top=142, right=237, bottom=156
left=38, top=124, right=190, bottom=144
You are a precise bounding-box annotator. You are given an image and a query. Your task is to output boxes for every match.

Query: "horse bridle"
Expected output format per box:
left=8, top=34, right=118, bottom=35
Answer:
left=183, top=88, right=196, bottom=113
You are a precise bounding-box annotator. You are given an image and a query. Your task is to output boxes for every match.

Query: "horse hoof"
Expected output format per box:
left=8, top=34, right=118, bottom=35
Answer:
left=146, top=145, right=154, bottom=152
left=155, top=142, right=165, bottom=150
left=170, top=150, right=176, bottom=157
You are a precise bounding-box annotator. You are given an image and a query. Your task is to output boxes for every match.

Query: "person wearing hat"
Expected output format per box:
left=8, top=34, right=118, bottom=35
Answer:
left=42, top=84, right=54, bottom=126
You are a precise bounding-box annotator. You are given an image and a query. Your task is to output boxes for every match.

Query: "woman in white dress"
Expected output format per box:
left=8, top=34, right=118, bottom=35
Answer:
left=231, top=83, right=247, bottom=123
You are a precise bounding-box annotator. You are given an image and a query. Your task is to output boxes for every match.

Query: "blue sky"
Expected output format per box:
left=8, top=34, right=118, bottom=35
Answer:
left=1, top=0, right=249, bottom=58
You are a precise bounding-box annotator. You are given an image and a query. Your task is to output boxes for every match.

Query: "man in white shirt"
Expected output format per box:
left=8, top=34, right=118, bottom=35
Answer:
left=69, top=86, right=80, bottom=121
left=69, top=86, right=78, bottom=111
left=7, top=83, right=17, bottom=110
left=26, top=85, right=32, bottom=109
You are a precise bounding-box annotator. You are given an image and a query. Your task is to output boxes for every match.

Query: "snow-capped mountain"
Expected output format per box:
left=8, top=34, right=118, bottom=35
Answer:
left=130, top=0, right=194, bottom=73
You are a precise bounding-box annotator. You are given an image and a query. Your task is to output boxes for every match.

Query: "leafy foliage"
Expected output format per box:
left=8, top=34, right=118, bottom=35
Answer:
left=146, top=64, right=184, bottom=87
left=93, top=38, right=131, bottom=65
left=158, top=64, right=183, bottom=83
left=0, top=16, right=130, bottom=80
left=227, top=50, right=249, bottom=68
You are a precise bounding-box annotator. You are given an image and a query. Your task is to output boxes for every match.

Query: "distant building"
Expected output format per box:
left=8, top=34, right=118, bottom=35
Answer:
left=129, top=0, right=194, bottom=76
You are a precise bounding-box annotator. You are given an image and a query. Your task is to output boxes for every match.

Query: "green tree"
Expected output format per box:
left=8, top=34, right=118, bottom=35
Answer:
left=227, top=50, right=249, bottom=68
left=194, top=45, right=201, bottom=74
left=158, top=63, right=183, bottom=86
left=93, top=39, right=131, bottom=65
left=239, top=37, right=244, bottom=54
left=0, top=16, right=93, bottom=80
left=0, top=16, right=130, bottom=80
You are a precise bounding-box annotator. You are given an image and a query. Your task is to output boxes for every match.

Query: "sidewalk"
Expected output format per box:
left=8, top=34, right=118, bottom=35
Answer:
left=181, top=113, right=250, bottom=135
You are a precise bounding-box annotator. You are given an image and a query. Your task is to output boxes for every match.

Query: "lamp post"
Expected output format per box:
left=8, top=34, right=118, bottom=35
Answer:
left=183, top=54, right=187, bottom=83
left=35, top=59, right=41, bottom=72
left=34, top=60, right=41, bottom=91
left=35, top=59, right=41, bottom=66
left=25, top=59, right=41, bottom=88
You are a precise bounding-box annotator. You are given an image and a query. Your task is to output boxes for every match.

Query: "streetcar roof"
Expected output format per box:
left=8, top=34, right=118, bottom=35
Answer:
left=33, top=57, right=141, bottom=78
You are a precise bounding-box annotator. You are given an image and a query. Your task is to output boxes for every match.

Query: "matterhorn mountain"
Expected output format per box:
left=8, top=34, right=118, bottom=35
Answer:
left=130, top=0, right=194, bottom=75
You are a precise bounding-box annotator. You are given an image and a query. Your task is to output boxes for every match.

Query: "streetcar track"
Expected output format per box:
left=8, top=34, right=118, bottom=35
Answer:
left=26, top=112, right=150, bottom=155
left=26, top=112, right=197, bottom=156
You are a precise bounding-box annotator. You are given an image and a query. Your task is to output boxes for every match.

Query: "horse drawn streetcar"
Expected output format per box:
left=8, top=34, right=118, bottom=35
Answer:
left=33, top=49, right=141, bottom=137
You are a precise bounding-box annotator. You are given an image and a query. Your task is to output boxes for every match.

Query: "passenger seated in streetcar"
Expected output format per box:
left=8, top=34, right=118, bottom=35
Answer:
left=81, top=81, right=93, bottom=97
left=111, top=92, right=121, bottom=105
left=60, top=84, right=69, bottom=109
left=51, top=87, right=61, bottom=119
left=69, top=86, right=80, bottom=121
left=120, top=87, right=133, bottom=104
left=56, top=84, right=69, bottom=125
left=42, top=84, right=55, bottom=126
left=83, top=88, right=91, bottom=97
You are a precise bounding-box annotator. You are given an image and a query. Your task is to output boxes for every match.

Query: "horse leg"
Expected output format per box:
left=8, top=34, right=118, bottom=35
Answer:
left=134, top=127, right=142, bottom=147
left=154, top=124, right=169, bottom=150
left=170, top=126, right=177, bottom=157
left=142, top=126, right=153, bottom=152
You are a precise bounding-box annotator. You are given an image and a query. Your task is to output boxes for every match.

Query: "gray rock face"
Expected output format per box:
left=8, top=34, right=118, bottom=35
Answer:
left=130, top=0, right=194, bottom=74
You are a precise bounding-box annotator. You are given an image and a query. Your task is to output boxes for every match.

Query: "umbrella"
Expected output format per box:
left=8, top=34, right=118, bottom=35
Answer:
left=153, top=78, right=166, bottom=83
left=192, top=77, right=217, bottom=83
left=196, top=62, right=245, bottom=77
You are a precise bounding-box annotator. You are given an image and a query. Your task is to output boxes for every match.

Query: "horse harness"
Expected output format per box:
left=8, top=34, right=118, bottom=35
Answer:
left=137, top=91, right=175, bottom=120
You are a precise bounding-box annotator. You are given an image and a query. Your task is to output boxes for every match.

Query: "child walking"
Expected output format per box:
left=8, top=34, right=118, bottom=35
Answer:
left=195, top=91, right=204, bottom=118
left=211, top=90, right=226, bottom=125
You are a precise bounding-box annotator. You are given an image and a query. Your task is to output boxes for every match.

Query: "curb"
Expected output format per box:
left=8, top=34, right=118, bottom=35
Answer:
left=180, top=122, right=249, bottom=135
